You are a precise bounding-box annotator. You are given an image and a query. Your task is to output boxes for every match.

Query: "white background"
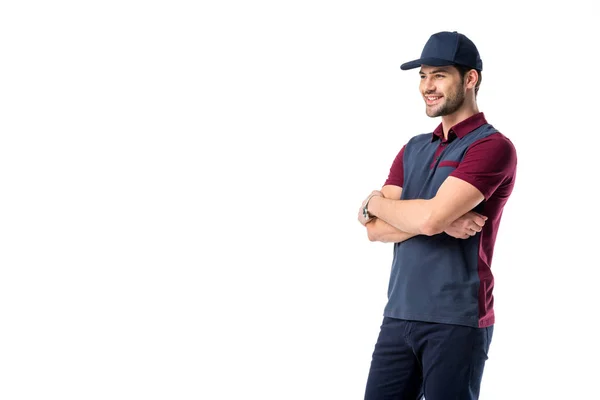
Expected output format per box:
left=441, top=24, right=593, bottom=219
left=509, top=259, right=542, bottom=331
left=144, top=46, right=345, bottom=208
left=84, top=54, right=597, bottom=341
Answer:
left=1, top=1, right=598, bottom=399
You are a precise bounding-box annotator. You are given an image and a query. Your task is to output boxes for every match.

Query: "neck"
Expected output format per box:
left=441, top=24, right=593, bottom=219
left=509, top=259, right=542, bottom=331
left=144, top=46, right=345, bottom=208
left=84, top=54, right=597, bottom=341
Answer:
left=441, top=101, right=479, bottom=139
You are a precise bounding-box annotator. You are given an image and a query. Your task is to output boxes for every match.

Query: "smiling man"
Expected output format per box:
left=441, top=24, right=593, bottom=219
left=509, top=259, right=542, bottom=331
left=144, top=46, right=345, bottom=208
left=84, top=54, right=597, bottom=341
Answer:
left=358, top=31, right=517, bottom=399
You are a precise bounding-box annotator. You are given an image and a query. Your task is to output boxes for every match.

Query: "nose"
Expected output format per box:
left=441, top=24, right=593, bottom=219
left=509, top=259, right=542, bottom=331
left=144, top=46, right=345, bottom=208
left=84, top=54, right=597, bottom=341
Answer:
left=422, top=76, right=436, bottom=93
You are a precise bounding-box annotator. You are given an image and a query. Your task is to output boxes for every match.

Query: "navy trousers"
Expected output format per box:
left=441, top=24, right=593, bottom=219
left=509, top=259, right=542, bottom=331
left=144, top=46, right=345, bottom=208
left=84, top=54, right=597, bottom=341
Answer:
left=364, top=317, right=493, bottom=400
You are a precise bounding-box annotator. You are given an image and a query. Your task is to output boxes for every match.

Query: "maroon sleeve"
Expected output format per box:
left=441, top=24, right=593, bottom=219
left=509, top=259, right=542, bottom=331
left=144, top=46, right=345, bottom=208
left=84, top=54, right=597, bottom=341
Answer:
left=450, top=133, right=517, bottom=200
left=383, top=145, right=406, bottom=187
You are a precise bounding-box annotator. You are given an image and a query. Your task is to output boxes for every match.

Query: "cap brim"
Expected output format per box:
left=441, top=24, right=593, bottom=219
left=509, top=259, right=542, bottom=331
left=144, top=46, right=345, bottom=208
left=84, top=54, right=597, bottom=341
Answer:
left=400, top=57, right=455, bottom=70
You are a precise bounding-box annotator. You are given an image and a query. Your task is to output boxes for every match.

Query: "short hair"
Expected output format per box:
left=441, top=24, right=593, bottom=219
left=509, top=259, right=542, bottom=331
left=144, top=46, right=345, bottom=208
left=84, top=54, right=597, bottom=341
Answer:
left=454, top=64, right=482, bottom=96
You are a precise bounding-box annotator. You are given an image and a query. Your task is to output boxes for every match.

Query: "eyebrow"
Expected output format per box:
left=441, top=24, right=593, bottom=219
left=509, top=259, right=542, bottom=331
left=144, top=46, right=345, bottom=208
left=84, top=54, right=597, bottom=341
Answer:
left=419, top=68, right=451, bottom=75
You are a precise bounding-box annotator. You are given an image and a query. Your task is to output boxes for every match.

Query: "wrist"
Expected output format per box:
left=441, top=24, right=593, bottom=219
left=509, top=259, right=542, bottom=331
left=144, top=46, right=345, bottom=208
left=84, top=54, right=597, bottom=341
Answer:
left=367, top=194, right=379, bottom=216
left=362, top=195, right=374, bottom=220
left=364, top=194, right=380, bottom=219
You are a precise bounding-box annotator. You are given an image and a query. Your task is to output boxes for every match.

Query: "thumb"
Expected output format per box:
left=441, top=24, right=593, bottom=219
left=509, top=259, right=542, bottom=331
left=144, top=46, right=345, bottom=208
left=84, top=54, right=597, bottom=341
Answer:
left=472, top=211, right=488, bottom=220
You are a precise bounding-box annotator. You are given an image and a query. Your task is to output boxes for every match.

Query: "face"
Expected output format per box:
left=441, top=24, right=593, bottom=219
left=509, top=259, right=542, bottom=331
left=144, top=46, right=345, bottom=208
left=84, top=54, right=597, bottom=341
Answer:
left=419, top=65, right=465, bottom=118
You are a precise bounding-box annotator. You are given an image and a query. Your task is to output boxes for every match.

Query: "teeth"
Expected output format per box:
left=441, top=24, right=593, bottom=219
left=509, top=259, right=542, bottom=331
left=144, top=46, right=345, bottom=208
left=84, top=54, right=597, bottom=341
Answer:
left=427, top=96, right=440, bottom=101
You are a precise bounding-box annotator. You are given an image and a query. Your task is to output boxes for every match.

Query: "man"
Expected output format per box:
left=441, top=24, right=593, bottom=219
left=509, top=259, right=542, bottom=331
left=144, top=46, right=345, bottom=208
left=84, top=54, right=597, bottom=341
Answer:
left=358, top=31, right=517, bottom=399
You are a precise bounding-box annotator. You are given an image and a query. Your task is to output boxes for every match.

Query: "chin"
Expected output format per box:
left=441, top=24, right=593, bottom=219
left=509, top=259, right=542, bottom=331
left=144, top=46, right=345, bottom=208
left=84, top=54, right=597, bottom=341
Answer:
left=425, top=107, right=441, bottom=118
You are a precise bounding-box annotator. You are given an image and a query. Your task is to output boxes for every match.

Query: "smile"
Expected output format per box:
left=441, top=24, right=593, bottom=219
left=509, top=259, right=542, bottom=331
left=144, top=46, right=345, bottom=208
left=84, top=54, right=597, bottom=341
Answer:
left=425, top=96, right=443, bottom=105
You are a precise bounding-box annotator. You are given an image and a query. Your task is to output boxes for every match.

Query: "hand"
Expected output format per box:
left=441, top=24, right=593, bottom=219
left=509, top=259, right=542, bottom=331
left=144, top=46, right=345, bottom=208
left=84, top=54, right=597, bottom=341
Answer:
left=444, top=211, right=488, bottom=239
left=358, top=190, right=383, bottom=226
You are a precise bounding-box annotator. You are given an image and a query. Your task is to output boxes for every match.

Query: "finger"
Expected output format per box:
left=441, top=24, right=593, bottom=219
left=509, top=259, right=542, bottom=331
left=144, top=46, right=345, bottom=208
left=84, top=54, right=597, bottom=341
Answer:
left=468, top=211, right=488, bottom=222
left=469, top=222, right=483, bottom=232
left=472, top=211, right=487, bottom=219
left=449, top=230, right=470, bottom=239
left=471, top=216, right=487, bottom=227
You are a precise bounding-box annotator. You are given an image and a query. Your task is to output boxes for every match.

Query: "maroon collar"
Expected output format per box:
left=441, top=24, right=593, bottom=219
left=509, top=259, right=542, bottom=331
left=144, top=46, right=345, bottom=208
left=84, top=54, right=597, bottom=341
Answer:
left=432, top=112, right=488, bottom=142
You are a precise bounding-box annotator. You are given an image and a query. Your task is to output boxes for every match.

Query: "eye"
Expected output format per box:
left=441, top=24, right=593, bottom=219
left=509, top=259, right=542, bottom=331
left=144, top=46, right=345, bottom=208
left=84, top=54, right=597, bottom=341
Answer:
left=435, top=74, right=445, bottom=79
left=420, top=75, right=426, bottom=79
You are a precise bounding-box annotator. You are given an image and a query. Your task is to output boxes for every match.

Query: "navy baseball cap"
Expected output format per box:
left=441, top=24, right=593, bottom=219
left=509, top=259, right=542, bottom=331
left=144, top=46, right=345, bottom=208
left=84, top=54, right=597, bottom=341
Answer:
left=400, top=31, right=482, bottom=71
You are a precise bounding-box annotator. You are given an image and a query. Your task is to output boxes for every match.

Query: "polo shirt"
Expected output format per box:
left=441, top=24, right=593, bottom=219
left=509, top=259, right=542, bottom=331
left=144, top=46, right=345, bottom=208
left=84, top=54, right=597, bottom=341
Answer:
left=382, top=112, right=517, bottom=328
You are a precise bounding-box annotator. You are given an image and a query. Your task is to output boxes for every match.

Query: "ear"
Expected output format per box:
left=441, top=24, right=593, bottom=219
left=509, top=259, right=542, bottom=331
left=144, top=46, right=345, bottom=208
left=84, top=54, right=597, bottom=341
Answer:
left=465, top=70, right=479, bottom=90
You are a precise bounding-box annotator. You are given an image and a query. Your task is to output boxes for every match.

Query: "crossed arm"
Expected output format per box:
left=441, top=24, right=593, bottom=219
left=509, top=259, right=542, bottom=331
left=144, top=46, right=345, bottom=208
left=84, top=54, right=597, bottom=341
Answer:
left=362, top=133, right=517, bottom=243
left=363, top=185, right=417, bottom=243
left=361, top=177, right=487, bottom=243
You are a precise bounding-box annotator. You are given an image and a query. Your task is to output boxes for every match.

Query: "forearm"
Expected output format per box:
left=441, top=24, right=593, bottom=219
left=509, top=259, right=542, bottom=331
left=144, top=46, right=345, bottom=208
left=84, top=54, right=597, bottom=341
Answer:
left=366, top=217, right=418, bottom=243
left=368, top=196, right=437, bottom=235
